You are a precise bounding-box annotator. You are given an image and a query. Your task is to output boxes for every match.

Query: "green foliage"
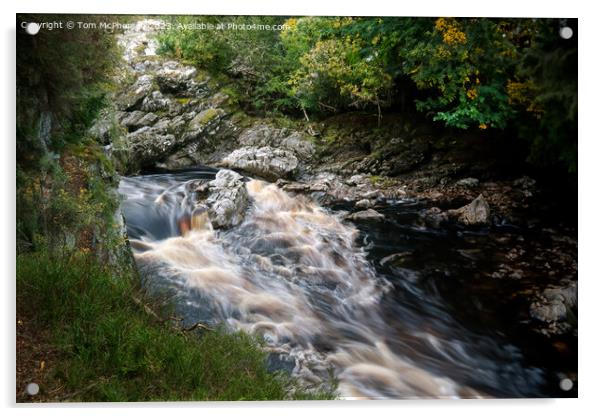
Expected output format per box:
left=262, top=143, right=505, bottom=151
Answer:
left=157, top=16, right=288, bottom=113
left=17, top=250, right=336, bottom=401
left=157, top=15, right=576, bottom=171
left=400, top=18, right=516, bottom=129
left=286, top=19, right=393, bottom=113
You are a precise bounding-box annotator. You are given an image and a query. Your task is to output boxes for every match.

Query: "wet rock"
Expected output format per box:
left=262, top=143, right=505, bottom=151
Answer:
left=346, top=209, right=385, bottom=222
left=447, top=194, right=491, bottom=226
left=421, top=207, right=449, bottom=228
left=281, top=182, right=310, bottom=193
left=221, top=146, right=299, bottom=181
left=355, top=199, right=374, bottom=209
left=542, top=285, right=577, bottom=308
left=202, top=169, right=249, bottom=228
left=455, top=177, right=479, bottom=188
left=379, top=252, right=413, bottom=266
left=491, top=264, right=525, bottom=280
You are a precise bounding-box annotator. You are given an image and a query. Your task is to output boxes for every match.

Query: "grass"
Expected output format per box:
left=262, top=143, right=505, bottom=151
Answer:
left=16, top=250, right=336, bottom=401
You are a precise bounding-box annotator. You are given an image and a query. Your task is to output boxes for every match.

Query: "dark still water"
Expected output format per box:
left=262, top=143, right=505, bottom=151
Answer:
left=118, top=168, right=575, bottom=399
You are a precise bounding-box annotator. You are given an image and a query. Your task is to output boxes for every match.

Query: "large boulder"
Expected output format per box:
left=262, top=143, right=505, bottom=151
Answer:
left=221, top=146, right=299, bottom=181
left=197, top=169, right=249, bottom=228
left=447, top=194, right=491, bottom=226
left=237, top=124, right=314, bottom=161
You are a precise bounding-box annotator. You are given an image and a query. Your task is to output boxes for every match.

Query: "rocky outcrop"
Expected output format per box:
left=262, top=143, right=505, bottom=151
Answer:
left=96, top=22, right=234, bottom=173
left=447, top=194, right=491, bottom=226
left=221, top=146, right=299, bottom=181
left=98, top=22, right=322, bottom=177
left=196, top=169, right=249, bottom=229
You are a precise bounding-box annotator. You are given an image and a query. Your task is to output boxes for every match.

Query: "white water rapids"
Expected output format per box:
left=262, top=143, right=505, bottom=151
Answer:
left=118, top=170, right=491, bottom=399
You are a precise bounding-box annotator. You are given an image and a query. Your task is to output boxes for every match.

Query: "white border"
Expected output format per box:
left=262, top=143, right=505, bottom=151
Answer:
left=2, top=1, right=599, bottom=415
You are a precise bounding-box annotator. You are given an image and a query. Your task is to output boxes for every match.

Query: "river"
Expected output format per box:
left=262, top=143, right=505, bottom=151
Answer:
left=117, top=167, right=574, bottom=399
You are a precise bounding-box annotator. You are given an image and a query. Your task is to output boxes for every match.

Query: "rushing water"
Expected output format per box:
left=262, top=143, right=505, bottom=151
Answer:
left=118, top=168, right=556, bottom=399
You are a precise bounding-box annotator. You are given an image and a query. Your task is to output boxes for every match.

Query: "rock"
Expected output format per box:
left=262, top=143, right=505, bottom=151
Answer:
left=530, top=301, right=567, bottom=323
left=455, top=177, right=479, bottom=188
left=88, top=116, right=114, bottom=144
left=447, top=194, right=490, bottom=226
left=282, top=182, right=310, bottom=193
left=141, top=90, right=172, bottom=113
left=355, top=199, right=374, bottom=209
left=126, top=127, right=178, bottom=167
left=155, top=62, right=199, bottom=94
left=308, top=182, right=330, bottom=192
left=513, top=176, right=536, bottom=190
left=279, top=132, right=315, bottom=160
left=361, top=190, right=383, bottom=200
left=542, top=285, right=577, bottom=308
left=186, top=108, right=224, bottom=134
left=221, top=146, right=299, bottom=181
left=237, top=124, right=314, bottom=160
left=202, top=169, right=249, bottom=228
left=120, top=110, right=158, bottom=131
left=346, top=174, right=366, bottom=186
left=346, top=209, right=385, bottom=222
left=529, top=282, right=577, bottom=331
left=421, top=207, right=448, bottom=228
left=117, top=74, right=154, bottom=110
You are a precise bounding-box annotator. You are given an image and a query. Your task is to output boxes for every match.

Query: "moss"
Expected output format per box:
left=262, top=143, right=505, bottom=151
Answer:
left=175, top=97, right=192, bottom=105
left=195, top=108, right=219, bottom=126
left=368, top=174, right=396, bottom=187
